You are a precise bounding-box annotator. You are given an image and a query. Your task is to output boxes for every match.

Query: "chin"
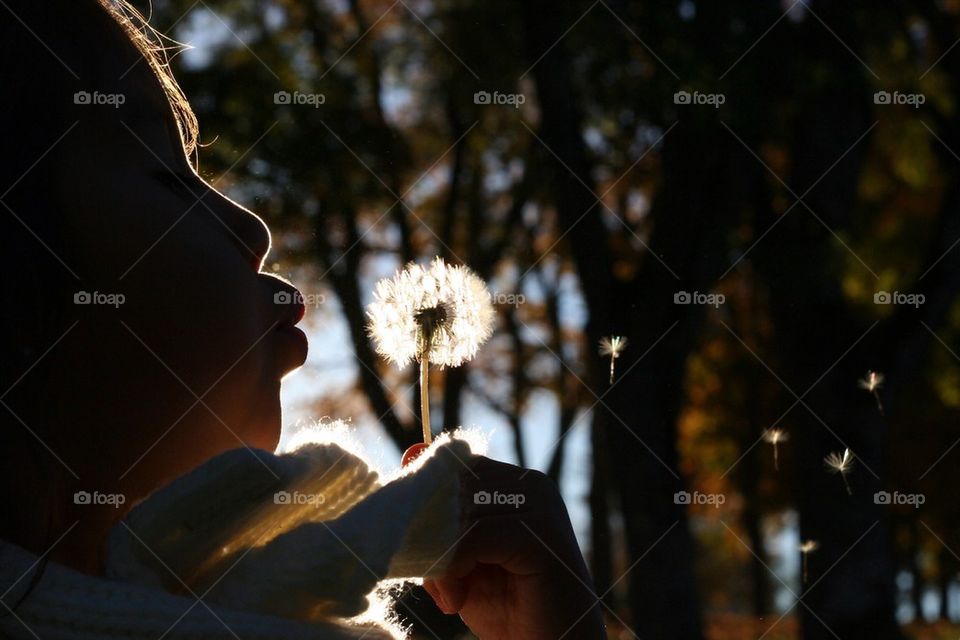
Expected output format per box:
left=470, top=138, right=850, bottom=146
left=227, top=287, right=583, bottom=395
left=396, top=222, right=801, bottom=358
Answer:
left=242, top=383, right=283, bottom=452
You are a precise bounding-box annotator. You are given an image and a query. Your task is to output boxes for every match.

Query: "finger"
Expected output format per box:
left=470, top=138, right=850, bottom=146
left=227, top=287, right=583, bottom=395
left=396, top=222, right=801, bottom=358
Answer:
left=431, top=575, right=468, bottom=613
left=443, top=512, right=555, bottom=579
left=421, top=579, right=455, bottom=614
left=461, top=459, right=561, bottom=521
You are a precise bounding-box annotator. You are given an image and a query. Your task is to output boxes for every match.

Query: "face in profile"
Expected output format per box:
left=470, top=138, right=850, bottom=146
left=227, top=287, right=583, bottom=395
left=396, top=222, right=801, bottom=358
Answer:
left=1, top=0, right=308, bottom=530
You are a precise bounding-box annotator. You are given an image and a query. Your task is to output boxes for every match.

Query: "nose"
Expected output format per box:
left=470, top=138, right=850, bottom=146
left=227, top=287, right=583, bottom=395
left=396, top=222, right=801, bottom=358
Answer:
left=204, top=189, right=272, bottom=270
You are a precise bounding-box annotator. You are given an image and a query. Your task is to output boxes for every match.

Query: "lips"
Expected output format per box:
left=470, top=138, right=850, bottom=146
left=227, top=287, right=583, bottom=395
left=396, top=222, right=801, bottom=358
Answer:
left=274, top=287, right=308, bottom=373
left=275, top=323, right=308, bottom=373
left=284, top=296, right=306, bottom=327
left=294, top=298, right=306, bottom=324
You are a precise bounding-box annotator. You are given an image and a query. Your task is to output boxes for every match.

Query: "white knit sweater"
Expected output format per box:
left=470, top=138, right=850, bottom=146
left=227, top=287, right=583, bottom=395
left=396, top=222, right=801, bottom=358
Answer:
left=0, top=432, right=478, bottom=639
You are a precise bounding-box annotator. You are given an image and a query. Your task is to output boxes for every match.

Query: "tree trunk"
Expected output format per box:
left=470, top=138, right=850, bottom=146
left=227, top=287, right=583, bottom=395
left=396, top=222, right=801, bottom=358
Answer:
left=589, top=417, right=615, bottom=610
left=519, top=1, right=754, bottom=634
left=750, top=16, right=902, bottom=634
left=743, top=461, right=770, bottom=617
left=938, top=545, right=955, bottom=621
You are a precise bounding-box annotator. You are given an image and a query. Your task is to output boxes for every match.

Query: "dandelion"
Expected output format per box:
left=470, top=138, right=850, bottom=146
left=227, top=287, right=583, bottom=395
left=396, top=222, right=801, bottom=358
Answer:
left=599, top=336, right=628, bottom=384
left=858, top=370, right=885, bottom=415
left=762, top=428, right=788, bottom=471
left=798, top=539, right=819, bottom=583
left=367, top=258, right=494, bottom=446
left=824, top=448, right=855, bottom=495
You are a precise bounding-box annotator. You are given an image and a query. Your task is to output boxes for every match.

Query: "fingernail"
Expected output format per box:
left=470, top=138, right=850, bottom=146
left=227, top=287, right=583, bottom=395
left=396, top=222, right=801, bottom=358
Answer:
left=435, top=591, right=451, bottom=613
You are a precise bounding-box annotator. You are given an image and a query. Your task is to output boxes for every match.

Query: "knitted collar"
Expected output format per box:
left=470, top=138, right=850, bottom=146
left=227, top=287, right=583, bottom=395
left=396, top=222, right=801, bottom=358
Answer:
left=0, top=434, right=476, bottom=639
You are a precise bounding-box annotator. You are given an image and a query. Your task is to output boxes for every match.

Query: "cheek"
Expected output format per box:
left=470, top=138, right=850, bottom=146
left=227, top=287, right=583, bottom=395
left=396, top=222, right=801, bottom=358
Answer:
left=128, top=222, right=263, bottom=357
left=124, top=221, right=272, bottom=411
left=66, top=189, right=277, bottom=449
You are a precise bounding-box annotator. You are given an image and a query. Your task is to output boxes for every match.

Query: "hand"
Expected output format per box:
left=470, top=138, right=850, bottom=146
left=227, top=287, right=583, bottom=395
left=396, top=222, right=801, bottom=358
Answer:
left=423, top=457, right=606, bottom=639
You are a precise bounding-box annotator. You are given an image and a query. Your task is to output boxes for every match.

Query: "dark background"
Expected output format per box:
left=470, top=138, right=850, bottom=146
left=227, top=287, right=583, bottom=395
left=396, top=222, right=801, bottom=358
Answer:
left=135, top=0, right=960, bottom=637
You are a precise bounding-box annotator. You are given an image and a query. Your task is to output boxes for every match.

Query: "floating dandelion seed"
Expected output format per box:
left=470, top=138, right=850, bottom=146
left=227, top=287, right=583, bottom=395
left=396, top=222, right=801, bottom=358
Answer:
left=367, top=258, right=494, bottom=447
left=599, top=336, right=628, bottom=384
left=762, top=428, right=788, bottom=471
left=824, top=448, right=855, bottom=496
left=858, top=370, right=885, bottom=415
left=798, top=539, right=819, bottom=583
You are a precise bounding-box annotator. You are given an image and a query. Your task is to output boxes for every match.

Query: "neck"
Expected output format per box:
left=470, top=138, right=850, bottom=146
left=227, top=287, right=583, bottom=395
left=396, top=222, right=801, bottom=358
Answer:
left=3, top=484, right=129, bottom=577
left=48, top=516, right=117, bottom=576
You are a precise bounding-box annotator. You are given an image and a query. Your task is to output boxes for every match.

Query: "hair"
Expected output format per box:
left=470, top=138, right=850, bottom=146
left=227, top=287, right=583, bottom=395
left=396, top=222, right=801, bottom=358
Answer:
left=102, top=0, right=200, bottom=160
left=0, top=0, right=200, bottom=609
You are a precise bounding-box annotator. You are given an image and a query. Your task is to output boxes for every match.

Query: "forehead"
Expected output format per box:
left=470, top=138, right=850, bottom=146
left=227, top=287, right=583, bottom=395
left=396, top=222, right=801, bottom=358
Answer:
left=67, top=10, right=191, bottom=165
left=91, top=20, right=178, bottom=123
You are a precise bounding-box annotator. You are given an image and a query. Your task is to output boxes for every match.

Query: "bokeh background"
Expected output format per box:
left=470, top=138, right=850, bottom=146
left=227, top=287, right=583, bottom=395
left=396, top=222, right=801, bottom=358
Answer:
left=132, top=0, right=960, bottom=637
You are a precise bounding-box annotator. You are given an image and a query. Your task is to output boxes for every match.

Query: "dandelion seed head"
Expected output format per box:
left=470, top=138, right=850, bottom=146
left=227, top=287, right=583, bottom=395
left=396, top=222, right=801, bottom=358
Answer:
left=824, top=448, right=854, bottom=474
left=599, top=336, right=628, bottom=358
left=366, top=258, right=495, bottom=368
left=799, top=540, right=819, bottom=554
left=762, top=428, right=788, bottom=445
left=857, top=370, right=884, bottom=392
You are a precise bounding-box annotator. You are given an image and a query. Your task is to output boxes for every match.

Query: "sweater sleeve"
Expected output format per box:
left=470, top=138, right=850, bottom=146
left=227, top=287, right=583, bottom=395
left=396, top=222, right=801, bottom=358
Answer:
left=106, top=433, right=477, bottom=626
left=0, top=535, right=397, bottom=640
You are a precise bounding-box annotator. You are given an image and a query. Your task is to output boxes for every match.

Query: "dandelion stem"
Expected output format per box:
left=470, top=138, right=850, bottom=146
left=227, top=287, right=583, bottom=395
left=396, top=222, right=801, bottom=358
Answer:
left=415, top=307, right=446, bottom=446
left=763, top=428, right=787, bottom=472
left=599, top=336, right=627, bottom=385
left=799, top=540, right=818, bottom=582
left=873, top=390, right=884, bottom=416
left=842, top=472, right=852, bottom=496
left=420, top=356, right=432, bottom=445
